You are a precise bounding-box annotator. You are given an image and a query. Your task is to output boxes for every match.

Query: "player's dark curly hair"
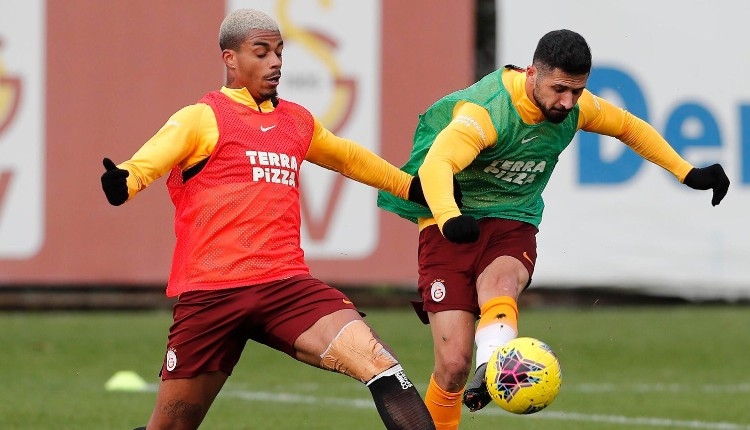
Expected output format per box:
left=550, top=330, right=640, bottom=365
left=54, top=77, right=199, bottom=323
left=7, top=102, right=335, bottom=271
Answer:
left=532, top=29, right=591, bottom=75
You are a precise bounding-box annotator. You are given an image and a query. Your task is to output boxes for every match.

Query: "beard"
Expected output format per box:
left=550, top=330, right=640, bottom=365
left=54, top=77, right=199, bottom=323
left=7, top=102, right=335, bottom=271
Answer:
left=541, top=106, right=570, bottom=124
left=533, top=89, right=572, bottom=124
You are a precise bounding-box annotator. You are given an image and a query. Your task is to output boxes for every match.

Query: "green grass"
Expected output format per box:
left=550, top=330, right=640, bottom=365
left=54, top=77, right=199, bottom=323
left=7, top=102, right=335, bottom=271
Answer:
left=1, top=305, right=749, bottom=429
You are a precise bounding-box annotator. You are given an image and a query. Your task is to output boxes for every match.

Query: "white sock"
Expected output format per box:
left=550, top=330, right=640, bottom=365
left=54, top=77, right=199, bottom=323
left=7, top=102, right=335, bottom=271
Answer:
left=475, top=323, right=517, bottom=370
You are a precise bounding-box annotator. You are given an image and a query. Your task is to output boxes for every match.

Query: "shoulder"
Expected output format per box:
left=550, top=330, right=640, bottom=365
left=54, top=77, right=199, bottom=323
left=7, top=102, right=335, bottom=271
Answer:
left=575, top=89, right=605, bottom=121
left=278, top=98, right=311, bottom=114
left=169, top=103, right=214, bottom=124
left=576, top=89, right=629, bottom=133
left=450, top=101, right=497, bottom=146
left=454, top=101, right=491, bottom=123
left=276, top=99, right=316, bottom=122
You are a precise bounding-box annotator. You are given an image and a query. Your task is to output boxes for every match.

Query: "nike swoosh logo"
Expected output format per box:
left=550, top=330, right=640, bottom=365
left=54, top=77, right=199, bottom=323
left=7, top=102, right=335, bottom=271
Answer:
left=343, top=299, right=353, bottom=305
left=522, top=251, right=534, bottom=266
left=521, top=136, right=538, bottom=144
left=260, top=125, right=277, bottom=132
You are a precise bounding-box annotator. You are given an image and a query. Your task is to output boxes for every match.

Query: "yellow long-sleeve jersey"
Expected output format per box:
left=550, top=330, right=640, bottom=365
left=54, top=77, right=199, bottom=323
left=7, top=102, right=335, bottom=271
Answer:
left=118, top=87, right=412, bottom=202
left=418, top=69, right=694, bottom=230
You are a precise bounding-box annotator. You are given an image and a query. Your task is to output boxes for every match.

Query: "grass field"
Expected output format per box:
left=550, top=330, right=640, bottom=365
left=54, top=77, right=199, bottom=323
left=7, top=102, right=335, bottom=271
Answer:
left=1, top=305, right=749, bottom=429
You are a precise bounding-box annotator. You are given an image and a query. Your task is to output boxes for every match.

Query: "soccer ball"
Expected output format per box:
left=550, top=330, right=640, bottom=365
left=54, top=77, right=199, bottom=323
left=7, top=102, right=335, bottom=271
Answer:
left=485, top=337, right=562, bottom=414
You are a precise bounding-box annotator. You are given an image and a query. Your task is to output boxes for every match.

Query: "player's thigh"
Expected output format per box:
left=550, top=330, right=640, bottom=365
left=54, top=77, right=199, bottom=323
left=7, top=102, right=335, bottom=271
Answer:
left=417, top=224, right=481, bottom=315
left=148, top=371, right=228, bottom=430
left=258, top=275, right=358, bottom=358
left=475, top=219, right=537, bottom=303
left=476, top=256, right=529, bottom=303
left=164, top=288, right=254, bottom=379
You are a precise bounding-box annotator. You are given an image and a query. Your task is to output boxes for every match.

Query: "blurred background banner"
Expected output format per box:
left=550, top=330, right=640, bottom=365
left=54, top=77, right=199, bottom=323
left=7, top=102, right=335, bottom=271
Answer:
left=0, top=0, right=746, bottom=301
left=0, top=0, right=44, bottom=259
left=497, top=0, right=749, bottom=300
left=0, top=0, right=473, bottom=287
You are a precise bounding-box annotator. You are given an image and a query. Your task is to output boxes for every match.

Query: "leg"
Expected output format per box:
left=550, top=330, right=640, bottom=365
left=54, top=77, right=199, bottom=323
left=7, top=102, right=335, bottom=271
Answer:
left=474, top=255, right=528, bottom=365
left=424, top=309, right=475, bottom=429
left=427, top=310, right=476, bottom=392
left=413, top=224, right=484, bottom=428
left=294, top=309, right=435, bottom=430
left=293, top=308, right=366, bottom=366
left=463, top=255, right=529, bottom=412
left=473, top=219, right=537, bottom=310
left=145, top=371, right=228, bottom=430
left=141, top=288, right=255, bottom=430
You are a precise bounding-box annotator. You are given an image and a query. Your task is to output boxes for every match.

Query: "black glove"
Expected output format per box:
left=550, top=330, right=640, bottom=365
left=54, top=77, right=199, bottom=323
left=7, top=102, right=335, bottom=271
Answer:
left=101, top=158, right=129, bottom=206
left=407, top=174, right=463, bottom=208
left=683, top=164, right=730, bottom=206
left=442, top=215, right=480, bottom=244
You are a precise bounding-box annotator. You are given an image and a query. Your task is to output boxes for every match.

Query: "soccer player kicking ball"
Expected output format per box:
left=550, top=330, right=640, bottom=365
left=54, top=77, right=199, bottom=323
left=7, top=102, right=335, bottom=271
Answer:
left=378, top=29, right=729, bottom=429
left=102, top=8, right=442, bottom=430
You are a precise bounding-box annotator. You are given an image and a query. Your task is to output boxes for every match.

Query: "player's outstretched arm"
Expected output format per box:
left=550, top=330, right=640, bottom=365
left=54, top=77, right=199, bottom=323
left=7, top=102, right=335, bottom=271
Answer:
left=583, top=106, right=730, bottom=207
left=306, top=122, right=462, bottom=208
left=682, top=164, right=730, bottom=206
left=100, top=106, right=207, bottom=207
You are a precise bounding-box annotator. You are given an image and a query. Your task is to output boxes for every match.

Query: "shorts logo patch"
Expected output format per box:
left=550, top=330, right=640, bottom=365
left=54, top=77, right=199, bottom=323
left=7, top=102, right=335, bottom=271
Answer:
left=166, top=348, right=177, bottom=372
left=430, top=279, right=446, bottom=302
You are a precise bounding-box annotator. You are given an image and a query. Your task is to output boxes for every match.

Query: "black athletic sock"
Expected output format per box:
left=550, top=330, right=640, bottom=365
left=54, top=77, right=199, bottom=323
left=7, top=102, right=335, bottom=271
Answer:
left=132, top=426, right=146, bottom=430
left=367, top=366, right=435, bottom=430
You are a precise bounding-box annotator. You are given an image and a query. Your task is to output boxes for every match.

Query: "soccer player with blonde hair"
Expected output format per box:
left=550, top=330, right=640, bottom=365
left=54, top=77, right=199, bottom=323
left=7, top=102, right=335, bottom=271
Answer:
left=102, top=8, right=439, bottom=430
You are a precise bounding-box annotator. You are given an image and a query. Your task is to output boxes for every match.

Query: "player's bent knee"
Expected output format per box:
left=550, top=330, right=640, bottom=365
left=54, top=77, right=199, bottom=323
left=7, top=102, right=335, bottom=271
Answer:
left=319, top=319, right=399, bottom=383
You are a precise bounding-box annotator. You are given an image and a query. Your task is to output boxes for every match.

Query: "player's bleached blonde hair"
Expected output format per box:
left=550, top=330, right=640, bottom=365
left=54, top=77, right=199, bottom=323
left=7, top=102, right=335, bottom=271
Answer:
left=219, top=9, right=279, bottom=51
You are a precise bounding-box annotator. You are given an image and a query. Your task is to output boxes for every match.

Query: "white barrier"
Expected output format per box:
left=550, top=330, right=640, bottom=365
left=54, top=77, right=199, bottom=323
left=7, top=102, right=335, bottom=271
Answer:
left=498, top=0, right=750, bottom=300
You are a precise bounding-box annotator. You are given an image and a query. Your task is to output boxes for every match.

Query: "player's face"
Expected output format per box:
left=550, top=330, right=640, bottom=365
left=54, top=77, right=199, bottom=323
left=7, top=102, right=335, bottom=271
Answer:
left=223, top=29, right=283, bottom=102
left=530, top=66, right=588, bottom=124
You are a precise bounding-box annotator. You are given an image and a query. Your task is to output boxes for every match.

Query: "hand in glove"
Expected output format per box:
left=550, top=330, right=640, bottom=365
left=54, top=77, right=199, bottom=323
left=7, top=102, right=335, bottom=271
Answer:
left=407, top=174, right=463, bottom=208
left=101, top=158, right=129, bottom=206
left=683, top=164, right=730, bottom=206
left=442, top=215, right=480, bottom=244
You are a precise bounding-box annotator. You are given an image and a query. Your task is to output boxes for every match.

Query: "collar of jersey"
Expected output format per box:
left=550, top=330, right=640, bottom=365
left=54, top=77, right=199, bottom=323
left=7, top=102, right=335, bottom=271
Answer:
left=504, top=71, right=545, bottom=125
left=220, top=86, right=275, bottom=113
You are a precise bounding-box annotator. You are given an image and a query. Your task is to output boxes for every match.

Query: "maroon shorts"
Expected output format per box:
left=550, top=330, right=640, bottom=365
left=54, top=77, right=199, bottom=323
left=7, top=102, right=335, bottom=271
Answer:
left=159, top=274, right=357, bottom=380
left=415, top=218, right=538, bottom=320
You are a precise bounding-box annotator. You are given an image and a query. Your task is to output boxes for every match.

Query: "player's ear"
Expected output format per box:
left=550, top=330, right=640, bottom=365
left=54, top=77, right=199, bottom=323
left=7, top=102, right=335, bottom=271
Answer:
left=222, top=49, right=236, bottom=69
left=527, top=65, right=536, bottom=82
